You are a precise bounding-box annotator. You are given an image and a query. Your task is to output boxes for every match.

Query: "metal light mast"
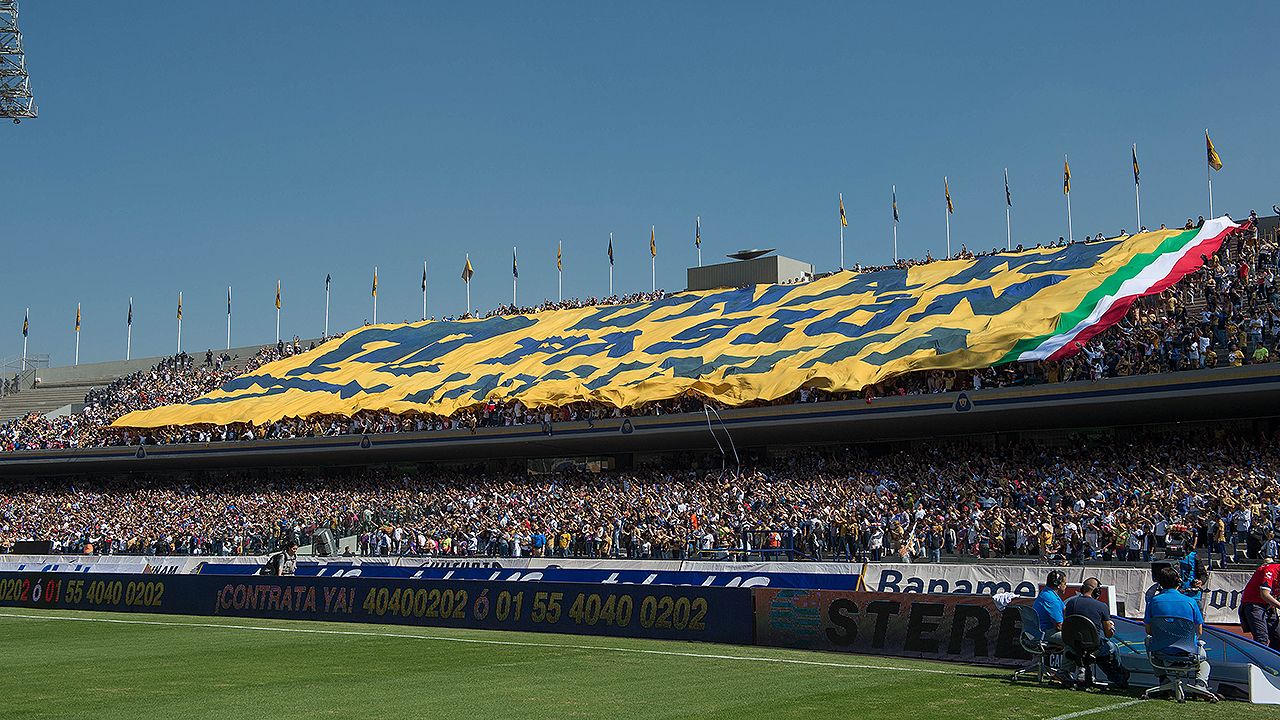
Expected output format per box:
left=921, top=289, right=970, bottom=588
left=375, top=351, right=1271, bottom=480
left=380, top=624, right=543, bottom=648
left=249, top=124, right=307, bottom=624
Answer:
left=0, top=1, right=37, bottom=123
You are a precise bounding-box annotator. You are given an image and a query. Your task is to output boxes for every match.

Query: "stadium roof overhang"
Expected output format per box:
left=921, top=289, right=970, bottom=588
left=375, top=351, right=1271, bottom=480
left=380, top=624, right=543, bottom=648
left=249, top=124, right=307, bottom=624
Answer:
left=2, top=364, right=1279, bottom=476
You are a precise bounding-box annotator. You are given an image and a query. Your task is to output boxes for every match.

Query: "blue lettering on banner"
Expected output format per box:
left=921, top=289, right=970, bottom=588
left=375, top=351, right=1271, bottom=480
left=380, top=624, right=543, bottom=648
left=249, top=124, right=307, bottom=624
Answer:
left=0, top=571, right=754, bottom=645
left=875, top=569, right=1037, bottom=598
left=195, top=563, right=861, bottom=590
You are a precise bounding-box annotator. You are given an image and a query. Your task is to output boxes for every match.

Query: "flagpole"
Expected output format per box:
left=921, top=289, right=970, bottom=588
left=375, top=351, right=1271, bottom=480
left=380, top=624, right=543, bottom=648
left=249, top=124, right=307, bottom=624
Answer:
left=1004, top=204, right=1011, bottom=251
left=126, top=299, right=132, bottom=360
left=1135, top=182, right=1142, bottom=231
left=465, top=254, right=471, bottom=315
left=1133, top=144, right=1142, bottom=231
left=558, top=243, right=563, bottom=303
left=998, top=167, right=1008, bottom=251
left=890, top=185, right=897, bottom=262
left=176, top=293, right=182, bottom=356
left=838, top=192, right=845, bottom=270
left=697, top=216, right=702, bottom=268
left=275, top=286, right=281, bottom=344
left=512, top=249, right=517, bottom=306
left=1206, top=153, right=1214, bottom=219
left=21, top=308, right=27, bottom=372
left=324, top=278, right=330, bottom=339
left=373, top=266, right=378, bottom=324
left=944, top=207, right=951, bottom=259
left=650, top=226, right=656, bottom=292
left=1066, top=191, right=1074, bottom=243
left=74, top=305, right=80, bottom=366
left=609, top=232, right=614, bottom=297
left=226, top=287, right=232, bottom=350
left=423, top=262, right=428, bottom=321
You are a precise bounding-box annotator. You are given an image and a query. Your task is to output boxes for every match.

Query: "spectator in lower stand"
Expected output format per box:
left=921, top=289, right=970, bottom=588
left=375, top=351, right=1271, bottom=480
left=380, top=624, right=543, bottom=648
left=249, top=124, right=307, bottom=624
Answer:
left=1063, top=577, right=1130, bottom=688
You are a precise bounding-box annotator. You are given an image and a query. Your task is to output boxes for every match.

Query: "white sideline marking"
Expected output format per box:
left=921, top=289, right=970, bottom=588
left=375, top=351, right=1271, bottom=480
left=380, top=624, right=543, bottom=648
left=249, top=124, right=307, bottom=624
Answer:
left=0, top=611, right=958, bottom=675
left=1043, top=699, right=1146, bottom=720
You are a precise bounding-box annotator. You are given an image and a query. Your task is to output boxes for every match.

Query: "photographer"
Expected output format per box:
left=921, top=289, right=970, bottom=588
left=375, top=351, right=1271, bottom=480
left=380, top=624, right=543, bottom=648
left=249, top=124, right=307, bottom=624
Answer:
left=260, top=540, right=298, bottom=576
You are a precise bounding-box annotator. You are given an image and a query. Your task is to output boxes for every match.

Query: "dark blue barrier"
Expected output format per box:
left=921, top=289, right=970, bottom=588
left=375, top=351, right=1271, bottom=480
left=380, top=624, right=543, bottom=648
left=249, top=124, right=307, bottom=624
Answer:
left=0, top=572, right=753, bottom=644
left=195, top=562, right=861, bottom=590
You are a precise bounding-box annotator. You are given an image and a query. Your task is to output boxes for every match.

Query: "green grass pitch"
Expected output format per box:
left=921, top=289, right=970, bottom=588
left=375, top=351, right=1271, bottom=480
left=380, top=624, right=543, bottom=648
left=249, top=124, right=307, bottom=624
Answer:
left=0, top=607, right=1271, bottom=720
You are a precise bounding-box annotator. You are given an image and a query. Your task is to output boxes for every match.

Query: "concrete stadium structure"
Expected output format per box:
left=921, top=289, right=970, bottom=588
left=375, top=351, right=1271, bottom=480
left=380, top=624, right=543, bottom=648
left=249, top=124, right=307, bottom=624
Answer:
left=2, top=362, right=1278, bottom=476
left=0, top=340, right=318, bottom=423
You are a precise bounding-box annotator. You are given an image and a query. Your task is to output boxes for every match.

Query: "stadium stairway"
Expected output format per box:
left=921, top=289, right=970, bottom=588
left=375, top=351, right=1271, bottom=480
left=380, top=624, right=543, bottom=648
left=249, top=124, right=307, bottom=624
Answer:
left=0, top=339, right=318, bottom=424
left=0, top=383, right=97, bottom=423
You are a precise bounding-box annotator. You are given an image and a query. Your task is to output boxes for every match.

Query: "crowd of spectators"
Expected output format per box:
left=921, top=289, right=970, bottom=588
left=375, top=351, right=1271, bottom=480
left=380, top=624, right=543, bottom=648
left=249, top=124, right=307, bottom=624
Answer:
left=0, top=345, right=289, bottom=452
left=2, top=430, right=1277, bottom=564
left=481, top=290, right=668, bottom=319
left=1, top=218, right=1275, bottom=453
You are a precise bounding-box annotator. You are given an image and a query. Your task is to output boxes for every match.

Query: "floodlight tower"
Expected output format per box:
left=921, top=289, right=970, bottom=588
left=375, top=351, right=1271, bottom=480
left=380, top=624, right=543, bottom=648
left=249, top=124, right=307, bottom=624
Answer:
left=0, top=1, right=37, bottom=123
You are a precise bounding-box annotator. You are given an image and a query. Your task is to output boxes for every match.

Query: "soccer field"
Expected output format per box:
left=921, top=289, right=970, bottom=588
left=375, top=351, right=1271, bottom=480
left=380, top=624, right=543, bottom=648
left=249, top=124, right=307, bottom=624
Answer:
left=0, top=607, right=1269, bottom=720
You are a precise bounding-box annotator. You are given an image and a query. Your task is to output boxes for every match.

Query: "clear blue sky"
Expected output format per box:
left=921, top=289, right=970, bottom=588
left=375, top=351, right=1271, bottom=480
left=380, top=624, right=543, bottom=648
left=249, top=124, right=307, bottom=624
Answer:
left=5, top=1, right=1277, bottom=367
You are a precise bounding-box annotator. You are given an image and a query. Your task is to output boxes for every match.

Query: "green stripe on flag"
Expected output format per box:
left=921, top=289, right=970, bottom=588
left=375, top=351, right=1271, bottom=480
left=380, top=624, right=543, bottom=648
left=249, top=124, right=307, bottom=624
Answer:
left=997, top=227, right=1200, bottom=363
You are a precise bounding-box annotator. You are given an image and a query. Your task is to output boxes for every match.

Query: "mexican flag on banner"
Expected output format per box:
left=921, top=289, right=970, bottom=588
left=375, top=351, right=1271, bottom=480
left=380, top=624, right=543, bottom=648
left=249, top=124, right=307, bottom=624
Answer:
left=1003, top=216, right=1240, bottom=362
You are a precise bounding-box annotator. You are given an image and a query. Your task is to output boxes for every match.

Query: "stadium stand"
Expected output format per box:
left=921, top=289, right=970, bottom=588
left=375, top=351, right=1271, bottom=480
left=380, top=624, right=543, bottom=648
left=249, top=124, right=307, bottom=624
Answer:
left=2, top=429, right=1277, bottom=565
left=1, top=216, right=1278, bottom=571
left=2, top=217, right=1276, bottom=453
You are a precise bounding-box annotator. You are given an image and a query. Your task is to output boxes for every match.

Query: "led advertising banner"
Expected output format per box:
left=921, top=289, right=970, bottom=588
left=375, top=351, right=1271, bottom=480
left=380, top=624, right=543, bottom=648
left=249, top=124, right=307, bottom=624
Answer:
left=754, top=588, right=1030, bottom=667
left=0, top=572, right=753, bottom=645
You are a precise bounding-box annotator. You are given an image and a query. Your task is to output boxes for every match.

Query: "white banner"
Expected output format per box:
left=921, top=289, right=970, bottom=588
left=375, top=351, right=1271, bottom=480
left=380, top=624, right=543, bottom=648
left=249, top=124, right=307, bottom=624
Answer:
left=861, top=562, right=1251, bottom=624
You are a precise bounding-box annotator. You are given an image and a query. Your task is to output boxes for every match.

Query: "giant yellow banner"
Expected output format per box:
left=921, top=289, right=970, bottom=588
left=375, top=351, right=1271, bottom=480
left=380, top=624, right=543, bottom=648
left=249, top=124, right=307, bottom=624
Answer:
left=114, top=219, right=1239, bottom=428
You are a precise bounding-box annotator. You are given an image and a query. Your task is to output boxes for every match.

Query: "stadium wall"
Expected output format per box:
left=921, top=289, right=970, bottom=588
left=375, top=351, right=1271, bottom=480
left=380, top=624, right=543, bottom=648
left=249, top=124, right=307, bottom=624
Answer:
left=0, top=571, right=754, bottom=643
left=0, top=571, right=1020, bottom=667
left=0, top=555, right=1253, bottom=624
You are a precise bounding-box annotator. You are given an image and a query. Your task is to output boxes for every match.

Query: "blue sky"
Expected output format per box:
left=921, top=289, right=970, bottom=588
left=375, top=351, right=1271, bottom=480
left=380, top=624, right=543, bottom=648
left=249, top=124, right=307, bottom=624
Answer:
left=5, top=2, right=1277, bottom=367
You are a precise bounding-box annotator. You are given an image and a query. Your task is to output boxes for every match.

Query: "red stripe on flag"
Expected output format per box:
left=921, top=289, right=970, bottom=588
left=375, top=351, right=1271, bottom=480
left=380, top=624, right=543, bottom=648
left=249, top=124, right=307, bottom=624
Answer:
left=1047, top=226, right=1236, bottom=361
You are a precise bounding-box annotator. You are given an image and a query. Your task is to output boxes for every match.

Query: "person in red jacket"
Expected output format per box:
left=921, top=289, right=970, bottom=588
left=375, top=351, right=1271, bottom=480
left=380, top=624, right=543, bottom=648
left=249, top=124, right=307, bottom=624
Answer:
left=1238, top=557, right=1280, bottom=649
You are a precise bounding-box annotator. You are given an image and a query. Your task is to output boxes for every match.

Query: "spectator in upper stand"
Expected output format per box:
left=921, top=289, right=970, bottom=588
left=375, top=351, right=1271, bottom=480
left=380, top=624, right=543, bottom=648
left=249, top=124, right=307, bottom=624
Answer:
left=1064, top=577, right=1130, bottom=689
left=1145, top=565, right=1212, bottom=693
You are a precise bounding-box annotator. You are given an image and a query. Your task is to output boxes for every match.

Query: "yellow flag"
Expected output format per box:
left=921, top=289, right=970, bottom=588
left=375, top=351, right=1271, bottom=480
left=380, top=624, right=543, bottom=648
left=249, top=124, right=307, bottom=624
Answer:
left=462, top=256, right=474, bottom=282
left=177, top=293, right=183, bottom=320
left=275, top=280, right=281, bottom=310
left=557, top=241, right=563, bottom=272
left=372, top=268, right=378, bottom=297
left=1063, top=159, right=1072, bottom=195
left=839, top=194, right=848, bottom=227
left=650, top=226, right=656, bottom=258
left=1206, top=130, right=1223, bottom=171
left=944, top=177, right=954, bottom=214
left=75, top=304, right=80, bottom=332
